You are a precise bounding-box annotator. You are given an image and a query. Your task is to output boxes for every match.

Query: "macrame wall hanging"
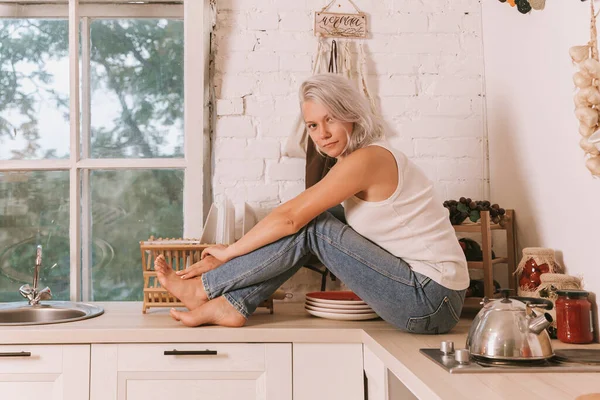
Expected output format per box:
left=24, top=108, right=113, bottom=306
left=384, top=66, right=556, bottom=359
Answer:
left=570, top=0, right=600, bottom=176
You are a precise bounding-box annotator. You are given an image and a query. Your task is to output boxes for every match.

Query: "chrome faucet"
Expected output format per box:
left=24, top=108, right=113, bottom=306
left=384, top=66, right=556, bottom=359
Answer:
left=19, top=245, right=52, bottom=306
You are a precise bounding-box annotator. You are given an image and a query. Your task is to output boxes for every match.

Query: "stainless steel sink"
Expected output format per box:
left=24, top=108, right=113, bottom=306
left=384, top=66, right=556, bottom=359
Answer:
left=0, top=301, right=104, bottom=326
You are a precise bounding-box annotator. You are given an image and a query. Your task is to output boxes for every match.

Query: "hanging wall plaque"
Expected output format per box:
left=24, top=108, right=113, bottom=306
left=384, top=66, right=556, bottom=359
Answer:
left=314, top=0, right=368, bottom=39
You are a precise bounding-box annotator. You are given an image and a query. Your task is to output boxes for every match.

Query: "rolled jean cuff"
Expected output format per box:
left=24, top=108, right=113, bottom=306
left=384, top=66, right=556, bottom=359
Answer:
left=201, top=274, right=214, bottom=300
left=223, top=293, right=250, bottom=319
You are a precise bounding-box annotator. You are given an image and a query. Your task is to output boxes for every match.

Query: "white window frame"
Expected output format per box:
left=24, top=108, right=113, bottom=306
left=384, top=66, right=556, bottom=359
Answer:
left=0, top=0, right=210, bottom=301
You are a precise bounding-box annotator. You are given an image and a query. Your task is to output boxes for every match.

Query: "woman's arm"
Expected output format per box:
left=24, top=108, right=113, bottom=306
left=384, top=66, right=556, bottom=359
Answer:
left=203, top=147, right=382, bottom=262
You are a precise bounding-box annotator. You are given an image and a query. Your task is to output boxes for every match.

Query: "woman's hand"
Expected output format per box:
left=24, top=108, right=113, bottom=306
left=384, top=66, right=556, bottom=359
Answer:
left=201, top=244, right=235, bottom=263
left=175, top=255, right=224, bottom=279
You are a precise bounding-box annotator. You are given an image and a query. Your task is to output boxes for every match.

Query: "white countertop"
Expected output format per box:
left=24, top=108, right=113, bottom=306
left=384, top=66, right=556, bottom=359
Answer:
left=1, top=301, right=599, bottom=399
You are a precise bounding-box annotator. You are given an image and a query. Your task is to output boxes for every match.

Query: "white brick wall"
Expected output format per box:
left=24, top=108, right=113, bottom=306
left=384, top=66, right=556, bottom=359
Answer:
left=212, top=0, right=485, bottom=296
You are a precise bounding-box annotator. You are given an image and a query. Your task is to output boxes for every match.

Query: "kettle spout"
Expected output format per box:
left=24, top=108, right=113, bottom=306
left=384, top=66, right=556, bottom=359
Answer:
left=528, top=313, right=553, bottom=335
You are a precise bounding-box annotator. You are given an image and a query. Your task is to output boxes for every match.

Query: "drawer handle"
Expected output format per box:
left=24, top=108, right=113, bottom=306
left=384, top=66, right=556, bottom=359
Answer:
left=0, top=352, right=31, bottom=357
left=164, top=350, right=217, bottom=356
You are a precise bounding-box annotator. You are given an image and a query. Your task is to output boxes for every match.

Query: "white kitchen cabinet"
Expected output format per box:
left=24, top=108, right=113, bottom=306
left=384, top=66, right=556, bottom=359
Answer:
left=0, top=344, right=90, bottom=400
left=293, top=343, right=364, bottom=400
left=364, top=345, right=388, bottom=400
left=90, top=343, right=292, bottom=400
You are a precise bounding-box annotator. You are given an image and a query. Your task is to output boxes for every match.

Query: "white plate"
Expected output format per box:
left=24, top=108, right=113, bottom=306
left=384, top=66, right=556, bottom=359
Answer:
left=305, top=308, right=379, bottom=321
left=305, top=304, right=374, bottom=314
left=305, top=299, right=372, bottom=310
left=305, top=295, right=367, bottom=306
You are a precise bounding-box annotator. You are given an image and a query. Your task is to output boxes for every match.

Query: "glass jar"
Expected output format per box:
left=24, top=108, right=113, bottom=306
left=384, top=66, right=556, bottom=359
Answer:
left=555, top=290, right=594, bottom=344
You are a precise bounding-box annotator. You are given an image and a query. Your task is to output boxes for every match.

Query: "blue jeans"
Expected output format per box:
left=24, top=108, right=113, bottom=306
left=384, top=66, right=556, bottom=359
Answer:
left=201, top=212, right=466, bottom=334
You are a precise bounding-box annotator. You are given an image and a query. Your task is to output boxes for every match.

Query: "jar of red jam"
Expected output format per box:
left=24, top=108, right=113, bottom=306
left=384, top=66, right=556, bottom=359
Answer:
left=555, top=290, right=594, bottom=344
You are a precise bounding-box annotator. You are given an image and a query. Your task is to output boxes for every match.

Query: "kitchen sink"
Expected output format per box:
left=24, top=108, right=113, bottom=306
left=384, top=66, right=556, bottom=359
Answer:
left=0, top=301, right=104, bottom=326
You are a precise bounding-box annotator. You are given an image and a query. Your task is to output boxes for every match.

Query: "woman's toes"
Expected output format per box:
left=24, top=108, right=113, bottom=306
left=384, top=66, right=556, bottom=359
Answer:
left=170, top=308, right=181, bottom=321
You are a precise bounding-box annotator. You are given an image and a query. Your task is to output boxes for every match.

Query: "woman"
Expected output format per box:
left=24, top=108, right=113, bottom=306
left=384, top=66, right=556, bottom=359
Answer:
left=154, top=73, right=468, bottom=333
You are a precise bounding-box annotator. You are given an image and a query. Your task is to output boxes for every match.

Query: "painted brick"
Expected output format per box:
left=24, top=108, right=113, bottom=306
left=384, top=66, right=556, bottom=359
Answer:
left=371, top=75, right=417, bottom=96
left=369, top=53, right=420, bottom=75
left=387, top=136, right=415, bottom=158
left=215, top=31, right=258, bottom=52
left=279, top=11, right=312, bottom=32
left=245, top=95, right=276, bottom=117
left=414, top=138, right=482, bottom=158
left=215, top=159, right=264, bottom=180
left=273, top=0, right=308, bottom=10
left=420, top=76, right=482, bottom=97
left=428, top=12, right=464, bottom=33
left=410, top=158, right=437, bottom=180
left=219, top=0, right=272, bottom=11
left=444, top=179, right=484, bottom=200
left=274, top=95, right=301, bottom=116
left=266, top=159, right=306, bottom=181
left=215, top=138, right=247, bottom=159
left=216, top=116, right=255, bottom=138
left=437, top=158, right=483, bottom=180
left=399, top=116, right=483, bottom=138
left=216, top=11, right=247, bottom=30
left=247, top=183, right=280, bottom=202
left=248, top=11, right=280, bottom=31
left=216, top=98, right=244, bottom=116
left=257, top=73, right=294, bottom=96
left=247, top=139, right=281, bottom=159
left=246, top=52, right=280, bottom=72
left=462, top=13, right=482, bottom=34
left=259, top=117, right=297, bottom=138
left=368, top=34, right=461, bottom=54
left=438, top=54, right=483, bottom=77
left=461, top=34, right=483, bottom=57
left=258, top=32, right=315, bottom=53
left=279, top=54, right=313, bottom=72
left=279, top=181, right=305, bottom=202
left=436, top=97, right=473, bottom=116
left=370, top=13, right=428, bottom=34
left=215, top=74, right=255, bottom=98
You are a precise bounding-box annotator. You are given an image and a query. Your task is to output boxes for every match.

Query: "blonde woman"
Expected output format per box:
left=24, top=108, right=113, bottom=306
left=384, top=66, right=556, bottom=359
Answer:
left=155, top=73, right=468, bottom=333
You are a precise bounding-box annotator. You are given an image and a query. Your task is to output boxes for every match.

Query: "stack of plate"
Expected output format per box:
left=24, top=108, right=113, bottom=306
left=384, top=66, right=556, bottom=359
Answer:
left=304, top=291, right=379, bottom=321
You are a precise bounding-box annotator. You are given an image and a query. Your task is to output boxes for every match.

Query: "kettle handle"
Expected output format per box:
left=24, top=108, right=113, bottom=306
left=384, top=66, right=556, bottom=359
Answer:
left=512, top=296, right=554, bottom=310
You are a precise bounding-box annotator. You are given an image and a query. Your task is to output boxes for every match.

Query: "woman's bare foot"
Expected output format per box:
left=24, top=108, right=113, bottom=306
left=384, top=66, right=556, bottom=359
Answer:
left=154, top=255, right=208, bottom=310
left=170, top=296, right=247, bottom=327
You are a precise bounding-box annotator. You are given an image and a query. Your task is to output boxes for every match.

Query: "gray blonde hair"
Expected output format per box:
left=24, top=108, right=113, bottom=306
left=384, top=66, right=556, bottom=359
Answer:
left=300, top=73, right=384, bottom=156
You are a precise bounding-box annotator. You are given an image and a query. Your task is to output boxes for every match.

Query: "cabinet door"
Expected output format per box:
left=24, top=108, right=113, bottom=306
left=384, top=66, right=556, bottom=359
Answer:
left=0, top=344, right=90, bottom=400
left=293, top=343, right=364, bottom=400
left=364, top=345, right=388, bottom=400
left=90, top=343, right=291, bottom=400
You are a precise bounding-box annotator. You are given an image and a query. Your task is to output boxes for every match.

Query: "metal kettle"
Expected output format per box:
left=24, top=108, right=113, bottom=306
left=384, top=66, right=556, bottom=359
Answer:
left=466, top=289, right=555, bottom=361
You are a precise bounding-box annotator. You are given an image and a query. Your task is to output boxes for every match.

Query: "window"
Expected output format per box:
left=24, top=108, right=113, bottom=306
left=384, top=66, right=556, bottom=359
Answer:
left=0, top=1, right=208, bottom=302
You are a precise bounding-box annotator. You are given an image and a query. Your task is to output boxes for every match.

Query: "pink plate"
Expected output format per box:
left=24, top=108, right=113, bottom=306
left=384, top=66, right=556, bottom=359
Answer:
left=305, top=291, right=366, bottom=305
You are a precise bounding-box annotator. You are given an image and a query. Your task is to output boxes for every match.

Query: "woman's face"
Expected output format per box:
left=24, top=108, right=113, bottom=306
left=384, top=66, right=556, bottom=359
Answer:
left=302, top=100, right=353, bottom=158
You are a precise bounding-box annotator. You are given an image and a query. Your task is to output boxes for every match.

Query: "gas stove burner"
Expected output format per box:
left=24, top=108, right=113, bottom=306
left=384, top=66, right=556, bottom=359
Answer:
left=420, top=345, right=600, bottom=374
left=554, top=349, right=600, bottom=365
left=473, top=356, right=554, bottom=368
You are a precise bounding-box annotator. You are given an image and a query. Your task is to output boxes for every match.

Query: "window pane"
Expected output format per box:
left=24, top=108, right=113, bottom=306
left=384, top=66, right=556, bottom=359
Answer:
left=89, top=169, right=183, bottom=301
left=90, top=19, right=184, bottom=158
left=0, top=20, right=70, bottom=160
left=0, top=171, right=70, bottom=302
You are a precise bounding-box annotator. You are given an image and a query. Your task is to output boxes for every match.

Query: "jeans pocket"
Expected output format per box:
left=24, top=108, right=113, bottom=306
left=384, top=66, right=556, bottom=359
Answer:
left=406, top=296, right=461, bottom=334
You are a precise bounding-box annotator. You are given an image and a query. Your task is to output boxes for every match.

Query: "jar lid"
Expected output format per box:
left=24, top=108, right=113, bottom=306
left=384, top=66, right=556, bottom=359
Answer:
left=556, top=289, right=589, bottom=298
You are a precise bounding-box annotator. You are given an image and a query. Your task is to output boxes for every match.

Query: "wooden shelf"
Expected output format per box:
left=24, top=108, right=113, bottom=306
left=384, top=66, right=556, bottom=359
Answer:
left=452, top=210, right=517, bottom=298
left=453, top=223, right=505, bottom=232
left=466, top=257, right=508, bottom=269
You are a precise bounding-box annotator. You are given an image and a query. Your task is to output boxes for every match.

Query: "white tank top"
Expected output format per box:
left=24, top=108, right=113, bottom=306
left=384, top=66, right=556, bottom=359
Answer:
left=342, top=140, right=469, bottom=291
